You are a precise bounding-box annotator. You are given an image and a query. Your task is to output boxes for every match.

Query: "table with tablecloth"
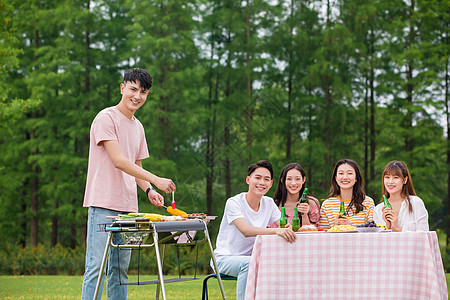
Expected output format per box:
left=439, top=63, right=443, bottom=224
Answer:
left=245, top=231, right=447, bottom=300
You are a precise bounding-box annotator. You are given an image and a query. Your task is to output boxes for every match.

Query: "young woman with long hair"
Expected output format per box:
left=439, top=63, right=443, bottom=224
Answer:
left=373, top=161, right=429, bottom=231
left=272, top=163, right=320, bottom=226
left=318, top=159, right=374, bottom=229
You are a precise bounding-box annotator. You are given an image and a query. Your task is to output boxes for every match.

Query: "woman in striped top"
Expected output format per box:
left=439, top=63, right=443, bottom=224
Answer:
left=318, top=159, right=375, bottom=229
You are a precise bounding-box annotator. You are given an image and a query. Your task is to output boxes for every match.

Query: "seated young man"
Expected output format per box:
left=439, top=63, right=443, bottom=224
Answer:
left=212, top=160, right=297, bottom=300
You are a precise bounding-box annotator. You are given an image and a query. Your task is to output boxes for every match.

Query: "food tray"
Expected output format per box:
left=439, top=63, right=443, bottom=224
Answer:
left=296, top=231, right=325, bottom=234
left=185, top=215, right=217, bottom=221
left=355, top=227, right=384, bottom=233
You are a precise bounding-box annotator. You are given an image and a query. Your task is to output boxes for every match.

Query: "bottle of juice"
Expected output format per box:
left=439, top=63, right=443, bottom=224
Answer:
left=292, top=207, right=300, bottom=232
left=280, top=207, right=288, bottom=228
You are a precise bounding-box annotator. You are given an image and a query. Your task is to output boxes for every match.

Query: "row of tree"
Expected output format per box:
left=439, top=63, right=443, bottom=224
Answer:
left=1, top=0, right=449, bottom=248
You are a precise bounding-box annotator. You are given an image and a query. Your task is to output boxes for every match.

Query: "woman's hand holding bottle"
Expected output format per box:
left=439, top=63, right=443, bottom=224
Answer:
left=334, top=215, right=350, bottom=225
left=382, top=206, right=400, bottom=231
left=297, top=202, right=310, bottom=215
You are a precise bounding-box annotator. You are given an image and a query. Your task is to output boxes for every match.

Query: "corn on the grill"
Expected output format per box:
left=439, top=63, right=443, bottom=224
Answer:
left=143, top=213, right=166, bottom=221
left=167, top=207, right=187, bottom=217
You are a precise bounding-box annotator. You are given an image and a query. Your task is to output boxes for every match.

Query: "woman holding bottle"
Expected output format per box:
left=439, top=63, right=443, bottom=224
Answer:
left=373, top=160, right=429, bottom=231
left=272, top=163, right=320, bottom=227
left=318, top=158, right=374, bottom=229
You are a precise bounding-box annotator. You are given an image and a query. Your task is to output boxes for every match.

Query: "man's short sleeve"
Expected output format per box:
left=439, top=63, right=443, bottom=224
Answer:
left=269, top=200, right=281, bottom=225
left=92, top=113, right=117, bottom=145
left=225, top=197, right=244, bottom=224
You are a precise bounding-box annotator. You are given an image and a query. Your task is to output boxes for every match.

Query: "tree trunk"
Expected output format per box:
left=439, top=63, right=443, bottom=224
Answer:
left=446, top=62, right=450, bottom=246
left=79, top=1, right=91, bottom=247
left=286, top=0, right=294, bottom=160
left=84, top=1, right=91, bottom=93
left=224, top=32, right=232, bottom=200
left=51, top=201, right=58, bottom=247
left=224, top=126, right=231, bottom=200
left=369, top=29, right=376, bottom=194
left=30, top=28, right=40, bottom=247
left=405, top=0, right=415, bottom=153
left=20, top=183, right=28, bottom=247
left=206, top=109, right=216, bottom=216
left=325, top=84, right=331, bottom=166
left=206, top=38, right=218, bottom=216
left=364, top=76, right=369, bottom=187
left=245, top=1, right=253, bottom=154
left=325, top=0, right=332, bottom=166
left=30, top=161, right=39, bottom=247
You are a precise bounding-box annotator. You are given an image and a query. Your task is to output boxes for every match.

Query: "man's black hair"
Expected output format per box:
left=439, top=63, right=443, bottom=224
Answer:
left=247, top=160, right=274, bottom=179
left=123, top=68, right=153, bottom=90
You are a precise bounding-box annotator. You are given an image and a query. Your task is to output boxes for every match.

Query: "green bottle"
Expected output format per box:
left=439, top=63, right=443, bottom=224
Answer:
left=300, top=188, right=308, bottom=204
left=299, top=188, right=308, bottom=216
left=292, top=207, right=300, bottom=232
left=280, top=207, right=288, bottom=228
left=339, top=201, right=346, bottom=218
left=383, top=195, right=392, bottom=209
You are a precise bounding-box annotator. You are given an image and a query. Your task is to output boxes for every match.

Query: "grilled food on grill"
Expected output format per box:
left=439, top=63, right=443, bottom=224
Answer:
left=167, top=207, right=187, bottom=216
left=185, top=213, right=207, bottom=218
left=119, top=213, right=183, bottom=221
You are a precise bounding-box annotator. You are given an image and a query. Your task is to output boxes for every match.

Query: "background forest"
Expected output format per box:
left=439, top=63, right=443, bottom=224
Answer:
left=1, top=0, right=449, bottom=273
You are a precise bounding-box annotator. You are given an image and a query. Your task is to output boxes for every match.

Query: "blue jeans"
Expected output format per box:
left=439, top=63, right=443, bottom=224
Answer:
left=81, top=207, right=131, bottom=300
left=216, top=256, right=251, bottom=300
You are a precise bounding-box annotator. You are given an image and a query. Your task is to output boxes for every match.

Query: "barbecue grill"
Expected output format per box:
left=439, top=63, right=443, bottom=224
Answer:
left=94, top=217, right=226, bottom=300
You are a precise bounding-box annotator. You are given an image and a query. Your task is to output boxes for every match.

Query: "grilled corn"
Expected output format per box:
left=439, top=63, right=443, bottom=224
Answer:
left=167, top=207, right=187, bottom=217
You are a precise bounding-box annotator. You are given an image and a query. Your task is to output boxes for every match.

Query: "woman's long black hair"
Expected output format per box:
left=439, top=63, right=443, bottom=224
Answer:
left=273, top=163, right=309, bottom=207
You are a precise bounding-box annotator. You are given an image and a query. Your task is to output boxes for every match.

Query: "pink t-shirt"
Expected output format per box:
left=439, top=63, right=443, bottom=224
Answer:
left=83, top=106, right=149, bottom=212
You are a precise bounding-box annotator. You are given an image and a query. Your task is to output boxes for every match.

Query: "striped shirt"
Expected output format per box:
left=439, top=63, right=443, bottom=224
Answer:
left=318, top=196, right=375, bottom=229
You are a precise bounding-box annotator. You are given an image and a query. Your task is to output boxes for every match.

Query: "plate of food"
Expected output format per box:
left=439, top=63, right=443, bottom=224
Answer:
left=326, top=225, right=357, bottom=233
left=296, top=225, right=324, bottom=233
left=355, top=221, right=385, bottom=233
left=354, top=227, right=384, bottom=233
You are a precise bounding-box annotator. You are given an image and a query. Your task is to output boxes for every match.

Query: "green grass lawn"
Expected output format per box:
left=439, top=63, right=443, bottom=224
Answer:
left=0, top=275, right=237, bottom=300
left=0, top=274, right=448, bottom=299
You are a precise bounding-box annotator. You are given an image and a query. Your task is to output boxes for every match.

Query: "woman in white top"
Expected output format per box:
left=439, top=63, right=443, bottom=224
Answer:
left=373, top=160, right=429, bottom=232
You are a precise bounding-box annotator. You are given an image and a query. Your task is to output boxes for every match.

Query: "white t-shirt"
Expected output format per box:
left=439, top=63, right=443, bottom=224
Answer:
left=213, top=192, right=281, bottom=261
left=83, top=106, right=149, bottom=212
left=373, top=195, right=429, bottom=231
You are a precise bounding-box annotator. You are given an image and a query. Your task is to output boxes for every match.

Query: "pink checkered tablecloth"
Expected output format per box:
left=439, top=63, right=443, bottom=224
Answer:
left=245, top=231, right=448, bottom=300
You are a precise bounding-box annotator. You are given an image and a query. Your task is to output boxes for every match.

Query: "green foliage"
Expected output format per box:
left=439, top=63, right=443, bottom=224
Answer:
left=0, top=243, right=85, bottom=275
left=0, top=0, right=449, bottom=254
left=437, top=229, right=449, bottom=272
left=0, top=242, right=216, bottom=276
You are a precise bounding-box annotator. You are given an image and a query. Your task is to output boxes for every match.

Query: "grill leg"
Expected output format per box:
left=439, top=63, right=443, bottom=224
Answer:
left=204, top=222, right=226, bottom=299
left=93, top=231, right=112, bottom=300
left=153, top=231, right=166, bottom=300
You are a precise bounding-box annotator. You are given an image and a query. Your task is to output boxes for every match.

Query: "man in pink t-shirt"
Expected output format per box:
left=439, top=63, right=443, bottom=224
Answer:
left=81, top=68, right=176, bottom=300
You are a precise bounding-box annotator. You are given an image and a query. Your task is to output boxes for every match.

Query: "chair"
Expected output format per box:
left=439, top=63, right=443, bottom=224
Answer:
left=202, top=273, right=237, bottom=300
